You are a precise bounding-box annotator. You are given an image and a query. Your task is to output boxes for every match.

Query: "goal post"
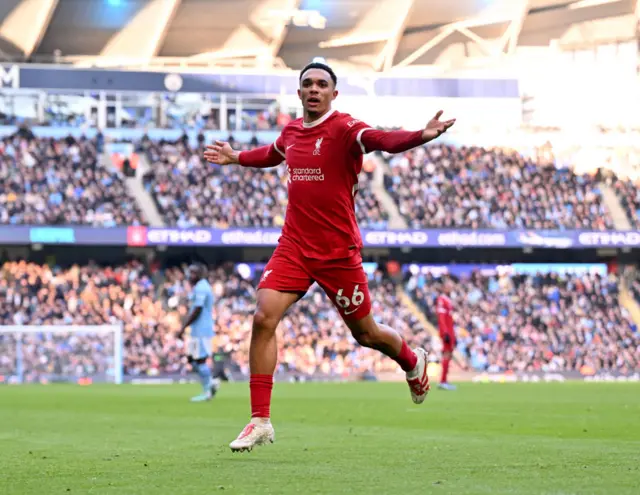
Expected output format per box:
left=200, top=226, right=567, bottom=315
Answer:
left=0, top=325, right=123, bottom=385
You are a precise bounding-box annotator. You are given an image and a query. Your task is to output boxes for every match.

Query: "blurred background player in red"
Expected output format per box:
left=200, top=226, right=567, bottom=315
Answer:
left=204, top=61, right=455, bottom=452
left=436, top=277, right=467, bottom=390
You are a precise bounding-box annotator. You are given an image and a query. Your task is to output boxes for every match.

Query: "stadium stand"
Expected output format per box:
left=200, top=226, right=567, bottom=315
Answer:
left=2, top=125, right=635, bottom=233
left=0, top=261, right=428, bottom=381
left=383, top=144, right=616, bottom=230
left=141, top=138, right=389, bottom=229
left=3, top=259, right=639, bottom=382
left=5, top=131, right=637, bottom=232
left=0, top=134, right=145, bottom=227
left=406, top=270, right=640, bottom=374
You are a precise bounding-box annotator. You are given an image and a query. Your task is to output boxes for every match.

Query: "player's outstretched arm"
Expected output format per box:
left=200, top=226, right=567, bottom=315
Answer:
left=421, top=110, right=456, bottom=142
left=203, top=140, right=284, bottom=169
left=359, top=110, right=456, bottom=154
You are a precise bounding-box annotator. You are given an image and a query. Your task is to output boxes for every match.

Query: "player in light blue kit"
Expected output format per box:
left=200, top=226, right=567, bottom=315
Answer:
left=181, top=263, right=218, bottom=402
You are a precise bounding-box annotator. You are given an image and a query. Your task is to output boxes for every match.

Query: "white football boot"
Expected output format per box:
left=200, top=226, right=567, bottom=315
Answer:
left=229, top=419, right=275, bottom=452
left=405, top=348, right=430, bottom=404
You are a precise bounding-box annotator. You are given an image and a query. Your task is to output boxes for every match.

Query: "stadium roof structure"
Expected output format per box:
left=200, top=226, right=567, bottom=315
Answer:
left=0, top=0, right=637, bottom=72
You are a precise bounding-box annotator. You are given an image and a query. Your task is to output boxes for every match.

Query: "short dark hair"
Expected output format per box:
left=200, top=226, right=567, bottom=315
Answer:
left=299, top=62, right=337, bottom=86
left=187, top=262, right=206, bottom=277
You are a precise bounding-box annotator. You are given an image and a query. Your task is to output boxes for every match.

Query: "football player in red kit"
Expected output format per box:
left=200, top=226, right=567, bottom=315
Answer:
left=204, top=62, right=456, bottom=452
left=436, top=278, right=457, bottom=390
left=436, top=277, right=469, bottom=390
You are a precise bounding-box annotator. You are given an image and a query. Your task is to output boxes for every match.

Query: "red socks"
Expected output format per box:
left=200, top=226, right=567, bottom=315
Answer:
left=441, top=358, right=450, bottom=384
left=250, top=374, right=273, bottom=418
left=394, top=340, right=418, bottom=372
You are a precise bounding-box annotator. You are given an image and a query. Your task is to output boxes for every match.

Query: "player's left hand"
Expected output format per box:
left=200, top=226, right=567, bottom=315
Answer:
left=422, top=110, right=456, bottom=141
left=203, top=141, right=239, bottom=165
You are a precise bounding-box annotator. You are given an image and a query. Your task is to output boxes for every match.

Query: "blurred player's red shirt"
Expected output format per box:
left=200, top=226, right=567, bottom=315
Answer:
left=436, top=294, right=454, bottom=335
left=239, top=109, right=424, bottom=260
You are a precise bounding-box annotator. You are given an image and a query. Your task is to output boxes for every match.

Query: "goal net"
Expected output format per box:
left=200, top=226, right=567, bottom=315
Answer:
left=0, top=325, right=123, bottom=385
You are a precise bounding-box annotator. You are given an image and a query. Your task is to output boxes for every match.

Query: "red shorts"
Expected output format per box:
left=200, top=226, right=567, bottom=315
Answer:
left=440, top=331, right=456, bottom=353
left=258, top=239, right=371, bottom=321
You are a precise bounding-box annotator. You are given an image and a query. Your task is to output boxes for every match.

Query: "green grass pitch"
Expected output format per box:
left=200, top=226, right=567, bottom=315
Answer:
left=2, top=382, right=639, bottom=494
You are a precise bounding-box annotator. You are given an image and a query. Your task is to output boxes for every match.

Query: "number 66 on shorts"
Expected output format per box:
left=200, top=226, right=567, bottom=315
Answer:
left=333, top=284, right=369, bottom=319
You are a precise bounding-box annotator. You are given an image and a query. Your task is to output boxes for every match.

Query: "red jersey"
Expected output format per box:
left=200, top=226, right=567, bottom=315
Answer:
left=274, top=110, right=371, bottom=259
left=436, top=294, right=454, bottom=335
left=238, top=109, right=425, bottom=260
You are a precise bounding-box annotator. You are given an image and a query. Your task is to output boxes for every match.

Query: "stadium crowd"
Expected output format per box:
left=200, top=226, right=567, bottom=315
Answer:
left=4, top=130, right=640, bottom=232
left=406, top=269, right=639, bottom=374
left=0, top=260, right=427, bottom=382
left=0, top=134, right=144, bottom=226
left=141, top=137, right=389, bottom=229
left=2, top=258, right=639, bottom=383
left=383, top=144, right=616, bottom=230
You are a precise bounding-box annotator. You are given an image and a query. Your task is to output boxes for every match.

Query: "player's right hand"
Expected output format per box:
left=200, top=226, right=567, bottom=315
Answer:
left=203, top=141, right=239, bottom=165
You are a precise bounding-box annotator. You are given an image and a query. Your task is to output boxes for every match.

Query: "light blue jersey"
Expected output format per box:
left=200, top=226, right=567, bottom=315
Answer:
left=189, top=279, right=214, bottom=339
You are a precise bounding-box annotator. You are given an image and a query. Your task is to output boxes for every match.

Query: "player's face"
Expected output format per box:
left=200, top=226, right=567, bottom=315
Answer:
left=188, top=266, right=201, bottom=284
left=298, top=69, right=337, bottom=118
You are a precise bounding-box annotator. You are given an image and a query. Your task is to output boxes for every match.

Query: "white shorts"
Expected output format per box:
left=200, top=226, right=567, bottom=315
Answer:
left=187, top=336, right=212, bottom=360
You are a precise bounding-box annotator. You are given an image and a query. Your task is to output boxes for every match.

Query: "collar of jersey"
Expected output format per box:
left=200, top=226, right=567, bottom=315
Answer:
left=302, top=109, right=336, bottom=129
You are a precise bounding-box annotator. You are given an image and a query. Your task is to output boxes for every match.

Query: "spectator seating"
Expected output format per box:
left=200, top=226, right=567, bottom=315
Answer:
left=406, top=269, right=639, bottom=374
left=384, top=144, right=616, bottom=230
left=0, top=135, right=144, bottom=226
